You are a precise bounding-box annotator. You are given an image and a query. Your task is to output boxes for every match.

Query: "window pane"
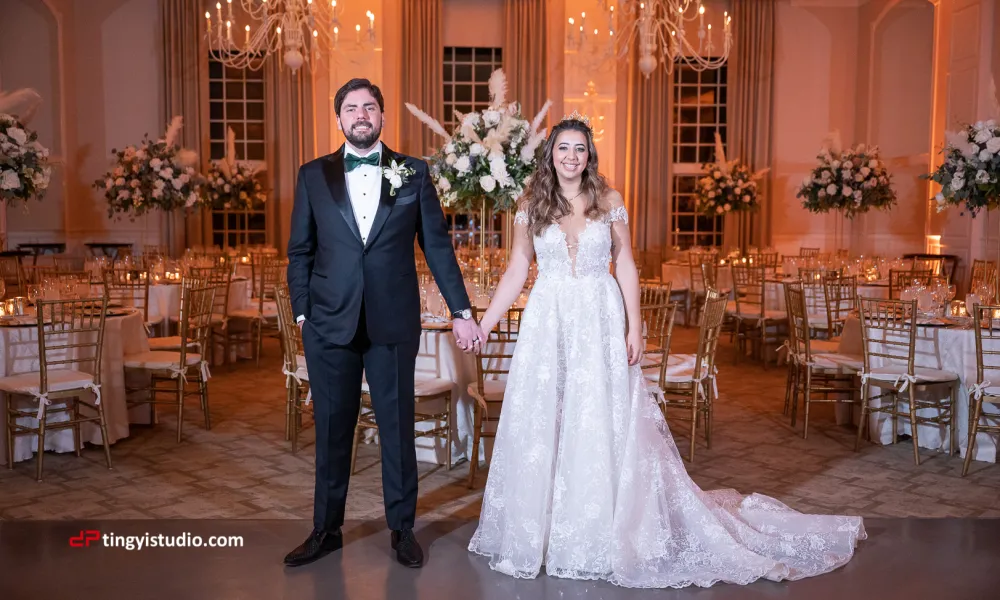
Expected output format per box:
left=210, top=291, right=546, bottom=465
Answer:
left=210, top=142, right=225, bottom=160
left=226, top=82, right=244, bottom=99
left=474, top=85, right=490, bottom=103
left=245, top=81, right=264, bottom=100
left=677, top=215, right=695, bottom=232
left=698, top=146, right=714, bottom=164
left=229, top=122, right=245, bottom=139
left=679, top=127, right=697, bottom=144
left=246, top=122, right=264, bottom=141
left=443, top=64, right=453, bottom=80
left=209, top=60, right=223, bottom=79
left=246, top=142, right=265, bottom=161
left=699, top=107, right=717, bottom=123
left=225, top=65, right=244, bottom=80
left=455, top=84, right=472, bottom=102
left=226, top=102, right=244, bottom=119
left=443, top=85, right=452, bottom=102
left=680, top=69, right=699, bottom=84
left=679, top=146, right=697, bottom=163
left=210, top=121, right=225, bottom=140
left=209, top=82, right=223, bottom=99
left=246, top=102, right=264, bottom=121
left=455, top=47, right=473, bottom=63
left=475, top=64, right=493, bottom=81
left=679, top=107, right=698, bottom=123
left=210, top=102, right=224, bottom=120
left=699, top=127, right=716, bottom=144
left=475, top=48, right=493, bottom=62
left=455, top=64, right=472, bottom=81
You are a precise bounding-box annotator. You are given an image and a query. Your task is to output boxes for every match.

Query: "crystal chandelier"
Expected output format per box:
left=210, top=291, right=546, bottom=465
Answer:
left=608, top=0, right=732, bottom=78
left=566, top=7, right=617, bottom=73
left=205, top=0, right=376, bottom=73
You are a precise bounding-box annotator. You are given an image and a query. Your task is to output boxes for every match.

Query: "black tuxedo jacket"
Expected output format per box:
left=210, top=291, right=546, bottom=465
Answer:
left=286, top=144, right=471, bottom=345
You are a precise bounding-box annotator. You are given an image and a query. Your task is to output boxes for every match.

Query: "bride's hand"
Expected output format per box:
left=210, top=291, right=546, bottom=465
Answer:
left=626, top=328, right=643, bottom=366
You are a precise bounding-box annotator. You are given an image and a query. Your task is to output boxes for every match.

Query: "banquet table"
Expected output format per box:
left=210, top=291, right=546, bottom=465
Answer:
left=837, top=316, right=998, bottom=463
left=0, top=308, right=150, bottom=465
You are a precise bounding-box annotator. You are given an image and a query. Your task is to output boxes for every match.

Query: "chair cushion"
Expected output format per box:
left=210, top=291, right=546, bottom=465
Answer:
left=414, top=376, right=452, bottom=397
left=285, top=353, right=309, bottom=383
left=726, top=301, right=786, bottom=321
left=645, top=354, right=713, bottom=384
left=148, top=336, right=200, bottom=351
left=810, top=339, right=840, bottom=353
left=467, top=379, right=506, bottom=402
left=805, top=352, right=864, bottom=372
left=229, top=306, right=278, bottom=320
left=864, top=364, right=959, bottom=386
left=0, top=369, right=95, bottom=394
left=124, top=351, right=203, bottom=370
left=643, top=354, right=690, bottom=383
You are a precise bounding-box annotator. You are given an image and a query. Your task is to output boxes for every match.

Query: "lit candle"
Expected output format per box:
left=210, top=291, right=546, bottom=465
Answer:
left=245, top=24, right=250, bottom=46
left=205, top=11, right=211, bottom=33
left=699, top=3, right=705, bottom=29
left=226, top=20, right=232, bottom=43
left=333, top=26, right=339, bottom=45
left=355, top=23, right=360, bottom=42
left=216, top=2, right=222, bottom=22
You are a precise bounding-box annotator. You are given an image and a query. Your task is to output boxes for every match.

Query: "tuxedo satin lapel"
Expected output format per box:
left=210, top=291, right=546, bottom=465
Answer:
left=321, top=148, right=363, bottom=245
left=364, top=145, right=396, bottom=250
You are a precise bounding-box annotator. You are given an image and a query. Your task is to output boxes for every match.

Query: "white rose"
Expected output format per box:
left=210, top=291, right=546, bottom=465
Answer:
left=105, top=178, right=113, bottom=189
left=0, top=170, right=20, bottom=190
left=951, top=177, right=965, bottom=191
left=185, top=192, right=198, bottom=207
left=861, top=166, right=871, bottom=177
left=130, top=179, right=140, bottom=188
left=853, top=190, right=862, bottom=200
left=713, top=171, right=721, bottom=179
left=819, top=190, right=827, bottom=198
left=980, top=150, right=994, bottom=162
left=869, top=159, right=878, bottom=169
left=223, top=183, right=231, bottom=193
left=716, top=206, right=724, bottom=214
left=743, top=195, right=751, bottom=203
left=708, top=191, right=716, bottom=198
left=826, top=184, right=837, bottom=195
left=802, top=175, right=812, bottom=186
left=115, top=177, right=125, bottom=186
left=724, top=203, right=731, bottom=212
left=135, top=149, right=147, bottom=160
left=935, top=192, right=948, bottom=212
left=152, top=187, right=163, bottom=199
left=445, top=143, right=456, bottom=154
left=974, top=129, right=993, bottom=144
left=469, top=143, right=484, bottom=156
left=454, top=156, right=471, bottom=173
left=831, top=160, right=841, bottom=169
left=438, top=177, right=451, bottom=192
left=114, top=167, right=124, bottom=177
left=390, top=175, right=403, bottom=188
left=7, top=127, right=26, bottom=145
left=843, top=186, right=853, bottom=196
left=483, top=110, right=502, bottom=126
left=976, top=170, right=990, bottom=184
left=479, top=175, right=497, bottom=192
left=843, top=159, right=853, bottom=169
left=446, top=153, right=457, bottom=166
left=179, top=173, right=190, bottom=183
left=172, top=178, right=184, bottom=190
left=854, top=173, right=864, bottom=182
left=160, top=168, right=172, bottom=179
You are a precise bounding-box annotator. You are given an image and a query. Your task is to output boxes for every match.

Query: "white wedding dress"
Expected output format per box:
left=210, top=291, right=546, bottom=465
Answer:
left=467, top=204, right=866, bottom=589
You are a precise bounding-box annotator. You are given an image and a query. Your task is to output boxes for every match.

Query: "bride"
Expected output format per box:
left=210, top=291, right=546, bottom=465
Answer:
left=466, top=114, right=866, bottom=588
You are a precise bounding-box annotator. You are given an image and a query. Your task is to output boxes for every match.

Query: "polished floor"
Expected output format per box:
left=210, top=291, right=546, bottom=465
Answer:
left=1, top=518, right=998, bottom=599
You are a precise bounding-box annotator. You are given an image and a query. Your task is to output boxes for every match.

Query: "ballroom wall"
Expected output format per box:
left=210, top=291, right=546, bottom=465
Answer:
left=0, top=0, right=165, bottom=253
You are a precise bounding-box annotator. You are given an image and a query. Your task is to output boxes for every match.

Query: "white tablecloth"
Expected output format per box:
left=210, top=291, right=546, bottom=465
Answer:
left=0, top=309, right=150, bottom=464
left=838, top=317, right=997, bottom=463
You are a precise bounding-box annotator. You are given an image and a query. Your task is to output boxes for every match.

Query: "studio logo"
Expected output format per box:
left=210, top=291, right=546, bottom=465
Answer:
left=69, top=530, right=101, bottom=548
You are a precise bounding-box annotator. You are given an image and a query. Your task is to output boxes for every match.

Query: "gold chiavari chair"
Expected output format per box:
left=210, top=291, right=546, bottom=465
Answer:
left=103, top=267, right=161, bottom=335
left=653, top=289, right=727, bottom=462
left=731, top=264, right=786, bottom=367
left=799, top=247, right=821, bottom=257
left=189, top=264, right=234, bottom=365
left=855, top=298, right=961, bottom=465
left=229, top=255, right=281, bottom=367
left=640, top=280, right=673, bottom=307
left=888, top=268, right=933, bottom=300
left=970, top=260, right=997, bottom=294
left=964, top=305, right=1000, bottom=476
left=275, top=283, right=312, bottom=453
left=0, top=255, right=25, bottom=297
left=639, top=301, right=680, bottom=391
left=783, top=283, right=862, bottom=438
left=467, top=306, right=522, bottom=488
left=0, top=296, right=110, bottom=481
left=123, top=284, right=216, bottom=442
left=824, top=275, right=857, bottom=340
left=687, top=252, right=714, bottom=326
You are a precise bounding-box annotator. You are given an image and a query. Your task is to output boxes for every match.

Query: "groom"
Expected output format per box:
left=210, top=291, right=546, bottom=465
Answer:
left=284, top=78, right=481, bottom=568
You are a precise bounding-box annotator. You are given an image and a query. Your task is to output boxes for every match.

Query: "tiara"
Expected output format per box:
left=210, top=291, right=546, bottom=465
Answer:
left=560, top=110, right=592, bottom=128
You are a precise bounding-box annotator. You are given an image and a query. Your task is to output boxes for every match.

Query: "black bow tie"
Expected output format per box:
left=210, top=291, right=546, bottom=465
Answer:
left=345, top=153, right=380, bottom=172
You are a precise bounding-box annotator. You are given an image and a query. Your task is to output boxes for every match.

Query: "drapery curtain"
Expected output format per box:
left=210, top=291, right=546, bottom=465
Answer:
left=161, top=0, right=206, bottom=255
left=728, top=0, right=775, bottom=249
left=623, top=51, right=671, bottom=259
left=400, top=0, right=443, bottom=158
left=502, top=0, right=548, bottom=120
left=265, top=60, right=313, bottom=257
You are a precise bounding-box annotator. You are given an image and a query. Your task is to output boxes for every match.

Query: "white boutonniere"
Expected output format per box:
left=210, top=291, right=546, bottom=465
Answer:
left=383, top=159, right=416, bottom=197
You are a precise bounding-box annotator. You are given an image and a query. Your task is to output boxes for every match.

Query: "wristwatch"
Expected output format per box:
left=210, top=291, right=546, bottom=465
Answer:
left=452, top=308, right=473, bottom=320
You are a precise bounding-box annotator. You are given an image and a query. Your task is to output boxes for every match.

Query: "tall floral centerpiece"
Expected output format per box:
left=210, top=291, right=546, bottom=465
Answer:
left=94, top=116, right=204, bottom=221
left=695, top=132, right=768, bottom=251
left=796, top=133, right=896, bottom=250
left=203, top=127, right=268, bottom=247
left=405, top=68, right=551, bottom=283
left=926, top=119, right=1000, bottom=299
left=0, top=89, right=52, bottom=249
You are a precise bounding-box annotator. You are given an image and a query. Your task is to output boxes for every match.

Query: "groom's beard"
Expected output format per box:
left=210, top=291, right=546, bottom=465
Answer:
left=345, top=121, right=381, bottom=150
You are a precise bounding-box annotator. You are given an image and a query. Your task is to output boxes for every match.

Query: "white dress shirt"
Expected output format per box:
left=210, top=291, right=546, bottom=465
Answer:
left=344, top=141, right=383, bottom=245
left=297, top=142, right=383, bottom=323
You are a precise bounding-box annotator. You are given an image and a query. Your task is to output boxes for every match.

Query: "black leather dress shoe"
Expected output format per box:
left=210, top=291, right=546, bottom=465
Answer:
left=284, top=529, right=343, bottom=567
left=390, top=529, right=424, bottom=568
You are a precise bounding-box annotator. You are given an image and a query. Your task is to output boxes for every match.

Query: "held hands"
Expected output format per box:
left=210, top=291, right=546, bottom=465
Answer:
left=626, top=327, right=643, bottom=366
left=453, top=317, right=485, bottom=354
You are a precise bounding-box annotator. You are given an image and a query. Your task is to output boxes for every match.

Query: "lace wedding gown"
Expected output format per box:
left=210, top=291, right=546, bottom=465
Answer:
left=467, top=204, right=866, bottom=589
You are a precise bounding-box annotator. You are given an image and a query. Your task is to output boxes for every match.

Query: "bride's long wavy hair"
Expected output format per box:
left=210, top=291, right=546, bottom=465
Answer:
left=521, top=118, right=610, bottom=238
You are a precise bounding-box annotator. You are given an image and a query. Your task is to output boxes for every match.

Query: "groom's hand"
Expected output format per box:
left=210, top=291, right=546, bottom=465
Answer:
left=452, top=317, right=482, bottom=354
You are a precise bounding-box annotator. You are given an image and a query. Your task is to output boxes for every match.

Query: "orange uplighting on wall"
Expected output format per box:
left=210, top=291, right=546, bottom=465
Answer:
left=926, top=235, right=941, bottom=255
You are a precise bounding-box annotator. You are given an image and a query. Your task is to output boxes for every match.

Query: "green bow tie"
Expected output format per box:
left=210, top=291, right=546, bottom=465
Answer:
left=344, top=152, right=380, bottom=172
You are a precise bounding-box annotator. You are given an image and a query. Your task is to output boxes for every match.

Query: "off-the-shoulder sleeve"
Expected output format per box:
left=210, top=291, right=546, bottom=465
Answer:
left=514, top=210, right=529, bottom=225
left=607, top=205, right=629, bottom=224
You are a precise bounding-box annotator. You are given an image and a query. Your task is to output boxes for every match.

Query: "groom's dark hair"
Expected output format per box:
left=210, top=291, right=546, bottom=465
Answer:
left=334, top=78, right=385, bottom=116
